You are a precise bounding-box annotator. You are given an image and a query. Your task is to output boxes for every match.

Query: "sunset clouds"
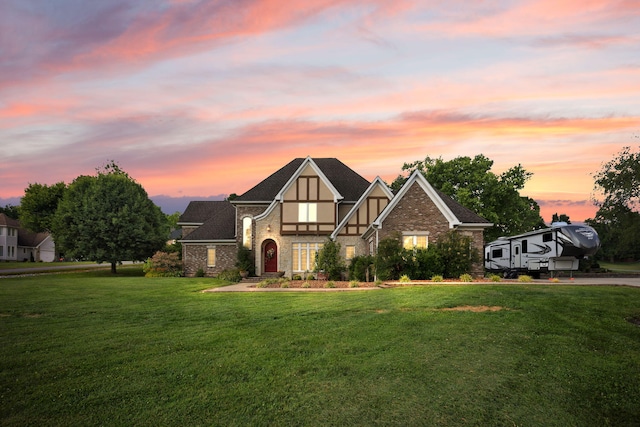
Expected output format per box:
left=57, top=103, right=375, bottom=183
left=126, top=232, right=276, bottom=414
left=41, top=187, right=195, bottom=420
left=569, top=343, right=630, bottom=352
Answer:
left=2, top=0, right=639, bottom=221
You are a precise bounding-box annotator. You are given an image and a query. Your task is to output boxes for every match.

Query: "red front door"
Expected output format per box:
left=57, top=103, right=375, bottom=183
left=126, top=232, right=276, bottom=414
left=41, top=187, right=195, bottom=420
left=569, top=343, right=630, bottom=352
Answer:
left=264, top=240, right=278, bottom=273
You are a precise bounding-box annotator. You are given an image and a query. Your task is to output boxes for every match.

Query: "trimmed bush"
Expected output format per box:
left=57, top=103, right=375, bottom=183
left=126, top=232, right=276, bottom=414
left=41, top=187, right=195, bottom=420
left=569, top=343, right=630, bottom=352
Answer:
left=143, top=251, right=183, bottom=277
left=218, top=268, right=242, bottom=283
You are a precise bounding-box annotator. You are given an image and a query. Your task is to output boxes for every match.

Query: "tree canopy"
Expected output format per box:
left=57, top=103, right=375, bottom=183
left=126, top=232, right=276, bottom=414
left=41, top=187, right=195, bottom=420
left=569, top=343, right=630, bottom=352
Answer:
left=19, top=182, right=67, bottom=232
left=587, top=146, right=640, bottom=261
left=51, top=164, right=168, bottom=273
left=392, top=154, right=545, bottom=242
left=593, top=146, right=640, bottom=212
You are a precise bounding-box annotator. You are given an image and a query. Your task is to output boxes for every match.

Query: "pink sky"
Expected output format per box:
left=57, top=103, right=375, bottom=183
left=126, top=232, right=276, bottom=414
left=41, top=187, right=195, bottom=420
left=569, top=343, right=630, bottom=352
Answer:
left=2, top=0, right=639, bottom=222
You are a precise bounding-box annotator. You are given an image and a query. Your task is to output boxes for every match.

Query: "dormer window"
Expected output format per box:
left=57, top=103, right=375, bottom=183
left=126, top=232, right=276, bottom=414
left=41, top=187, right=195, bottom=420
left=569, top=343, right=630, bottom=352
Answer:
left=298, top=203, right=317, bottom=222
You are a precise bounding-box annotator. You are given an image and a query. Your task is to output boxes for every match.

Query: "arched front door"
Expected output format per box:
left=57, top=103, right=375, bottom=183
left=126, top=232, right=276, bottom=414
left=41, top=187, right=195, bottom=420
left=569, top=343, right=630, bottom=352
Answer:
left=263, top=240, right=278, bottom=273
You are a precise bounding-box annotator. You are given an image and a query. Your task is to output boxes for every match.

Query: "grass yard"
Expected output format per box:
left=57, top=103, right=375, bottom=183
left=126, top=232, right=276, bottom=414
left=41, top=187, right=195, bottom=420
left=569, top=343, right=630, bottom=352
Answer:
left=1, top=268, right=640, bottom=426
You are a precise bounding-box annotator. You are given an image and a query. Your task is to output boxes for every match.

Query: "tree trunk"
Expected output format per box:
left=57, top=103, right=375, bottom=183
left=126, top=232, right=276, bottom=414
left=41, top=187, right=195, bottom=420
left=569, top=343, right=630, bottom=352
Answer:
left=111, top=262, right=117, bottom=274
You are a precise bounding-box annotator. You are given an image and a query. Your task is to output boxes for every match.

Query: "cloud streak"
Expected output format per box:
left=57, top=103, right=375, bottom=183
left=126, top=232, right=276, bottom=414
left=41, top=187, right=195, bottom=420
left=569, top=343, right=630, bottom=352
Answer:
left=2, top=0, right=639, bottom=222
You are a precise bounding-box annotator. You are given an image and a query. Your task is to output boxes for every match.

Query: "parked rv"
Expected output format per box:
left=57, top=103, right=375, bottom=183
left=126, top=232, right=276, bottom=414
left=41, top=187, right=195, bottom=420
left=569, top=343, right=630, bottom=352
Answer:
left=485, top=223, right=600, bottom=278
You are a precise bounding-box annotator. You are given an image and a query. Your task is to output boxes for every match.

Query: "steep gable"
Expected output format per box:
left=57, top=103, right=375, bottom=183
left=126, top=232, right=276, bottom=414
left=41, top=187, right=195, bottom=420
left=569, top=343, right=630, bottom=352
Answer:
left=332, top=177, right=394, bottom=238
left=373, top=170, right=490, bottom=229
left=234, top=157, right=370, bottom=203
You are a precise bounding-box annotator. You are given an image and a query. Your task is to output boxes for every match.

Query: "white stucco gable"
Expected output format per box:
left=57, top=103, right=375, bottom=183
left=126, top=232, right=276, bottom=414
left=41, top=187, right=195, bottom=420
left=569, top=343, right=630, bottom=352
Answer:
left=274, top=156, right=343, bottom=203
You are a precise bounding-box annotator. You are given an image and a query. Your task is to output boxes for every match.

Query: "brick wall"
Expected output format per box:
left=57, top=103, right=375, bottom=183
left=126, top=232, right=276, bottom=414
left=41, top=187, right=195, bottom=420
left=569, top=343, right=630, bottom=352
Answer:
left=377, top=182, right=486, bottom=277
left=182, top=243, right=236, bottom=277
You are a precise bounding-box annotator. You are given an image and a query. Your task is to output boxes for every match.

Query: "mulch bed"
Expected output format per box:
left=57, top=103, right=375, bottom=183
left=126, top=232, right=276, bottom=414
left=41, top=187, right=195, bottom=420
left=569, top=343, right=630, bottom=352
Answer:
left=252, top=279, right=495, bottom=289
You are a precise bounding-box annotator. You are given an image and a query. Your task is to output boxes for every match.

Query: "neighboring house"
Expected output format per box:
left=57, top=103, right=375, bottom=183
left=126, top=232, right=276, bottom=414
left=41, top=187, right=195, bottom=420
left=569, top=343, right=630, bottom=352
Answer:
left=0, top=213, right=56, bottom=262
left=179, top=157, right=492, bottom=278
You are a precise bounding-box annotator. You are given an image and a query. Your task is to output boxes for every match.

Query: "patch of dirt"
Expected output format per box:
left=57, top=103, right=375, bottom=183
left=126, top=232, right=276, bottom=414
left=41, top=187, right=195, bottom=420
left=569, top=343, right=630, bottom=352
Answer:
left=627, top=316, right=640, bottom=327
left=439, top=305, right=507, bottom=312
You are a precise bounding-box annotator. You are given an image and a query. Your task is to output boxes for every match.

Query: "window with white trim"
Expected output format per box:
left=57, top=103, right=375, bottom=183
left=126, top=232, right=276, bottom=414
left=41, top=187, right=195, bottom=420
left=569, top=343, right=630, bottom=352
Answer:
left=207, top=247, right=216, bottom=267
left=403, top=234, right=428, bottom=250
left=292, top=242, right=323, bottom=272
left=298, top=203, right=317, bottom=222
left=242, top=217, right=252, bottom=249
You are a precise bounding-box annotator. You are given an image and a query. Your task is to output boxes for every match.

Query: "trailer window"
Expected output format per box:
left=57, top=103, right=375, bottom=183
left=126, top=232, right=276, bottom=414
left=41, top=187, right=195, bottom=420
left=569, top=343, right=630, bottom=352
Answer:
left=491, top=249, right=503, bottom=258
left=522, top=240, right=528, bottom=253
left=543, top=233, right=552, bottom=242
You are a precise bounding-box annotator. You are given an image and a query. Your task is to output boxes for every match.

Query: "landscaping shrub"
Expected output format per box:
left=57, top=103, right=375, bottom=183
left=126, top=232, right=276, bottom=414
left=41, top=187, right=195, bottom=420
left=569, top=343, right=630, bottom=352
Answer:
left=349, top=280, right=359, bottom=288
left=218, top=268, right=242, bottom=283
left=399, top=274, right=411, bottom=283
left=374, top=234, right=405, bottom=280
left=431, top=275, right=444, bottom=282
left=413, top=246, right=444, bottom=279
left=435, top=231, right=479, bottom=278
left=325, top=281, right=336, bottom=288
left=459, top=273, right=473, bottom=282
left=348, top=255, right=375, bottom=282
left=236, top=246, right=255, bottom=276
left=518, top=275, right=534, bottom=282
left=143, top=251, right=183, bottom=277
left=489, top=274, right=502, bottom=282
left=315, top=239, right=345, bottom=281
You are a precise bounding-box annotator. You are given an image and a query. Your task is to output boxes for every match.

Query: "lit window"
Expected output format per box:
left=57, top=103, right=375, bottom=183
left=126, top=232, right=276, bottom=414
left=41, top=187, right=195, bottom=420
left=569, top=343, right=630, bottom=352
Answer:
left=292, top=242, right=323, bottom=272
left=207, top=247, right=216, bottom=267
left=403, top=235, right=428, bottom=250
left=242, top=217, right=252, bottom=249
left=298, top=203, right=317, bottom=222
left=345, top=245, right=355, bottom=260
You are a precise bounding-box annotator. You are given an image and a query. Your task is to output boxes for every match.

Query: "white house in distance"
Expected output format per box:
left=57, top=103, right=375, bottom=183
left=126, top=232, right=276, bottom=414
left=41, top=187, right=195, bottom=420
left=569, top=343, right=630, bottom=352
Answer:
left=0, top=213, right=56, bottom=262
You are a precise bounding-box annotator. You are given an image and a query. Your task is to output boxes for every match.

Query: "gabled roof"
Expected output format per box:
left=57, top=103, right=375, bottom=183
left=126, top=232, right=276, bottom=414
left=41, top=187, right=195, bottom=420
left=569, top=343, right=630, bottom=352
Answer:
left=18, top=230, right=51, bottom=248
left=372, top=170, right=491, bottom=230
left=331, top=177, right=394, bottom=239
left=233, top=157, right=371, bottom=203
left=0, top=213, right=20, bottom=228
left=0, top=213, right=52, bottom=248
left=179, top=201, right=228, bottom=224
left=179, top=200, right=236, bottom=242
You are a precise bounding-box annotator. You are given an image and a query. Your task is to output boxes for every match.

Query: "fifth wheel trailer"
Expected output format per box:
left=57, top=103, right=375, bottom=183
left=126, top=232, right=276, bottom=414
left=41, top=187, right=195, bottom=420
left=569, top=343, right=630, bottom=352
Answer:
left=484, top=223, right=600, bottom=278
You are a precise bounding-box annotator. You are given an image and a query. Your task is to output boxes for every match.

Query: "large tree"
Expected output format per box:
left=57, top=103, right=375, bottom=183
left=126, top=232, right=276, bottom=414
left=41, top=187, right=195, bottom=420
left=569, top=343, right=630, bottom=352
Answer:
left=593, top=146, right=640, bottom=212
left=587, top=146, right=640, bottom=261
left=392, top=154, right=545, bottom=242
left=52, top=163, right=168, bottom=273
left=19, top=182, right=67, bottom=232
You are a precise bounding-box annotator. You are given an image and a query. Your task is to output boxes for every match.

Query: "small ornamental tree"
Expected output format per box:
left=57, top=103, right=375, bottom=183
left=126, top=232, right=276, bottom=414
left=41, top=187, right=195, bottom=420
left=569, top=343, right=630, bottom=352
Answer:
left=143, top=251, right=183, bottom=277
left=315, top=239, right=345, bottom=281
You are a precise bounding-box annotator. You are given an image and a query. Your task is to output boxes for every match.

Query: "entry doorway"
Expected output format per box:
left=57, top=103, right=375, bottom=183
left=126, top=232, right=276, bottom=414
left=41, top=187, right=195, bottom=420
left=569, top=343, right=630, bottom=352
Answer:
left=263, top=240, right=278, bottom=273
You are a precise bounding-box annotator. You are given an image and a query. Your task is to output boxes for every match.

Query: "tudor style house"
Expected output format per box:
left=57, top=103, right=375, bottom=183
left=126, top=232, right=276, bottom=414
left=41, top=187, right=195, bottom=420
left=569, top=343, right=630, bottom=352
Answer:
left=179, top=157, right=492, bottom=278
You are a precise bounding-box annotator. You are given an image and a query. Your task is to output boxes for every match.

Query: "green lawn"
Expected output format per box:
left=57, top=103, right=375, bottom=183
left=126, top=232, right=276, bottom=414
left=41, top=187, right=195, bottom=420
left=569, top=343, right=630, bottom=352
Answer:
left=1, top=268, right=640, bottom=426
left=600, top=261, right=640, bottom=273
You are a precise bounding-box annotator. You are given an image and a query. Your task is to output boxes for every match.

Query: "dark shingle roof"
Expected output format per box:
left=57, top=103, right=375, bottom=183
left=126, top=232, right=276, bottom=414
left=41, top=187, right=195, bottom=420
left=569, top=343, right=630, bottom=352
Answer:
left=180, top=201, right=236, bottom=241
left=18, top=230, right=50, bottom=247
left=434, top=188, right=490, bottom=224
left=179, top=201, right=227, bottom=223
left=234, top=158, right=371, bottom=203
left=0, top=213, right=20, bottom=227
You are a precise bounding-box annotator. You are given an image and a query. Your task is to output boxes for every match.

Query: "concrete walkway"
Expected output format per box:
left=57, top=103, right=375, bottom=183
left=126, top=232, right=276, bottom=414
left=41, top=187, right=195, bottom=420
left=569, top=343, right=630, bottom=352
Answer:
left=204, top=277, right=640, bottom=292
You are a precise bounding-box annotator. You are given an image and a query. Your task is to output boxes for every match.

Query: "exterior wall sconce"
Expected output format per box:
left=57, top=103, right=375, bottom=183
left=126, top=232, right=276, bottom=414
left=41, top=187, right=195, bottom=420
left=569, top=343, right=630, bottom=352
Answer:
left=267, top=224, right=271, bottom=232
